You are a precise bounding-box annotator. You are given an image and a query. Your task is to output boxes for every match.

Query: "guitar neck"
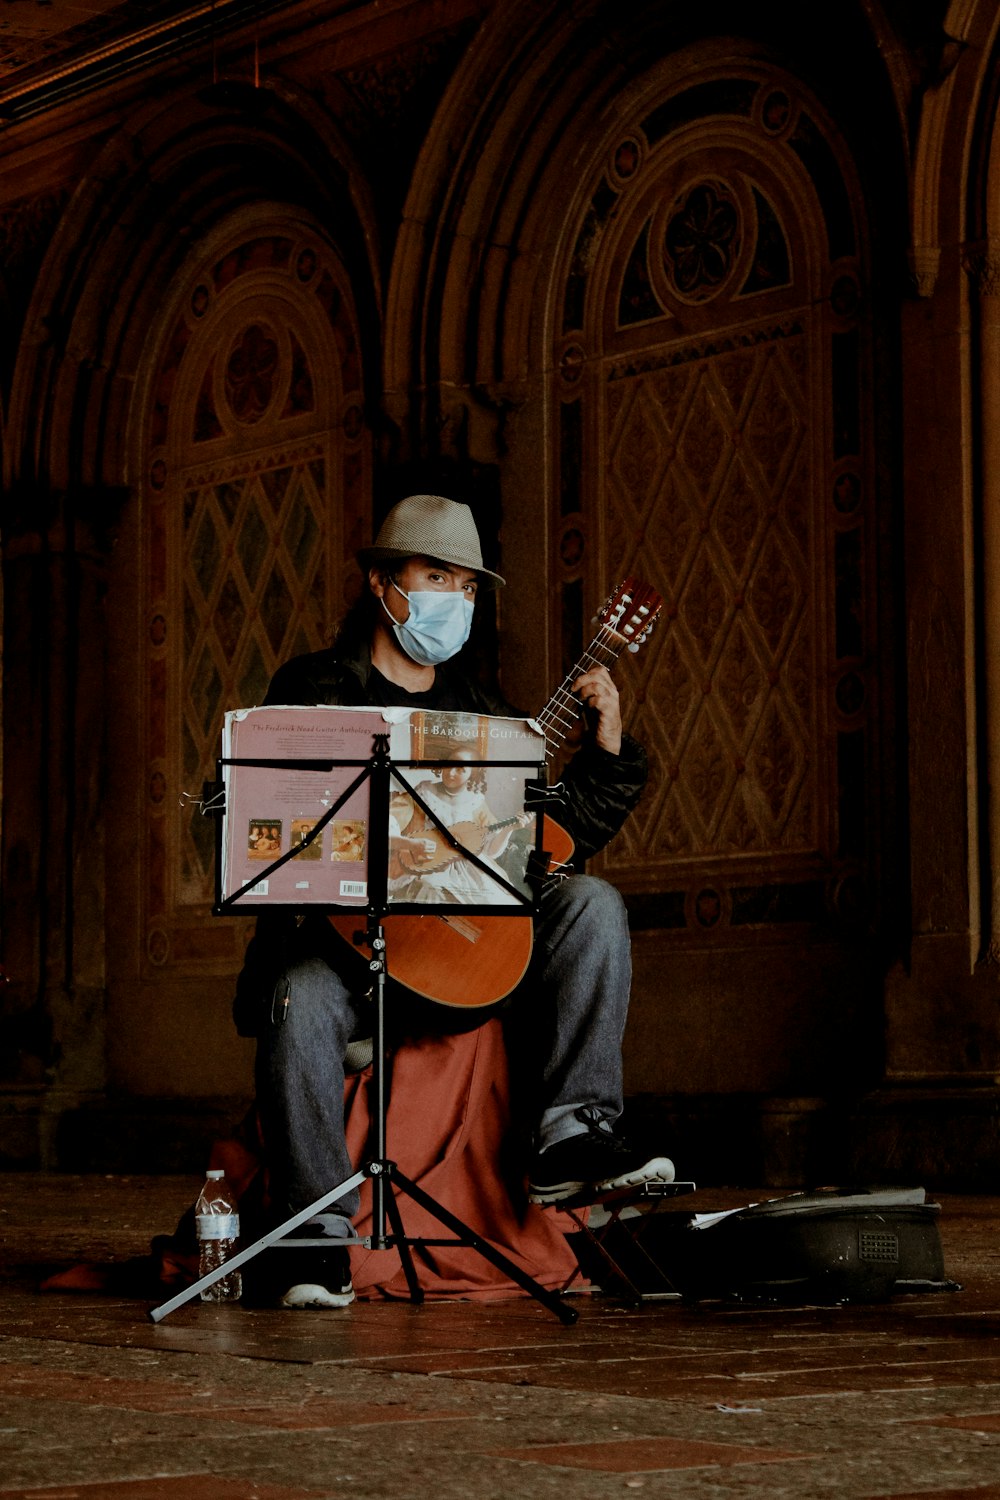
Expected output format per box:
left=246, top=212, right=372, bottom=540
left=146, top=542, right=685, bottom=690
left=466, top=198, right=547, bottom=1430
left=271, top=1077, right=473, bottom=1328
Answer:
left=534, top=628, right=630, bottom=762
left=531, top=579, right=662, bottom=762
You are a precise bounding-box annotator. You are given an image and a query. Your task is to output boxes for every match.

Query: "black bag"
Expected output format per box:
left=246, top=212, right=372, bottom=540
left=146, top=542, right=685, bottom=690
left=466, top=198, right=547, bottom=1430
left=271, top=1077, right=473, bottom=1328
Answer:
left=656, top=1186, right=953, bottom=1304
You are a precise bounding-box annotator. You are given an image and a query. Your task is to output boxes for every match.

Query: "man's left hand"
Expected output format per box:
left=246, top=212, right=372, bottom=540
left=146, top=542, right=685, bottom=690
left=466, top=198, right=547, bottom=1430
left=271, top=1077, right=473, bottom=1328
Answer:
left=572, top=665, right=623, bottom=755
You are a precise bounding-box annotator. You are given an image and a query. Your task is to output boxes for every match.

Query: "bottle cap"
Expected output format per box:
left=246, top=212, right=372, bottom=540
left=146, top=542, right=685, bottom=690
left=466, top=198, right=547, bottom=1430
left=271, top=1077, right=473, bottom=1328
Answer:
left=206, top=1168, right=225, bottom=1179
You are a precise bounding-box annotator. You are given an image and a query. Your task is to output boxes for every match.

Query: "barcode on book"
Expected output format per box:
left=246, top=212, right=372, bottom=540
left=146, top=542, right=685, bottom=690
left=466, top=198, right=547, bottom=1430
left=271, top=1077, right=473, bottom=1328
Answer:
left=340, top=880, right=367, bottom=897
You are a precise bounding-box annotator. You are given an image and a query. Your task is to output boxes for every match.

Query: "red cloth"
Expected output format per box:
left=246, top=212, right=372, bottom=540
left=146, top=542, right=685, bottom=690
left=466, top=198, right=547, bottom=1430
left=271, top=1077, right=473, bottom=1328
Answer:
left=42, top=1019, right=582, bottom=1302
left=342, top=1019, right=581, bottom=1299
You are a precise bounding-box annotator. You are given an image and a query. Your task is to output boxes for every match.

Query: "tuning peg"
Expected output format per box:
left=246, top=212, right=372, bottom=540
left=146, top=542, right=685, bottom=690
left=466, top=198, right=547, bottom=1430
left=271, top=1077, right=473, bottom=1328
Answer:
left=627, top=619, right=656, bottom=651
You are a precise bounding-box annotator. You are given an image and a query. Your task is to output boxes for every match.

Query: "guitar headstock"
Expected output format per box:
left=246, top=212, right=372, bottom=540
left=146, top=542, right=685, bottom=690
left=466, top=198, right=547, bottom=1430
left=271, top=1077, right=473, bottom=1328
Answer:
left=595, top=578, right=663, bottom=653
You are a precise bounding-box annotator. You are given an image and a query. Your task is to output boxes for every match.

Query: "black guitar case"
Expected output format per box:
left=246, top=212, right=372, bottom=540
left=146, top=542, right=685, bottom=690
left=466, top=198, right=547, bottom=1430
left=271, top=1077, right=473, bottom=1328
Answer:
left=583, top=1186, right=957, bottom=1305
left=657, top=1186, right=953, bottom=1304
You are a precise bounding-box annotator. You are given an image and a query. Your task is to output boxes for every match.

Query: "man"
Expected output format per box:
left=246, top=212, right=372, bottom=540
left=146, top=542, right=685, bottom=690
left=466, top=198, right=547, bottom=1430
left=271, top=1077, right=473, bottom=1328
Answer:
left=234, top=493, right=674, bottom=1308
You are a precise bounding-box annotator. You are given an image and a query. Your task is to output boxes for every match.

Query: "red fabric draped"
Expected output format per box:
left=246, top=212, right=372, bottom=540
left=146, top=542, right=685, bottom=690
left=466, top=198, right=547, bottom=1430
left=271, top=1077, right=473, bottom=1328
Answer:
left=342, top=1019, right=582, bottom=1299
left=42, top=1019, right=583, bottom=1302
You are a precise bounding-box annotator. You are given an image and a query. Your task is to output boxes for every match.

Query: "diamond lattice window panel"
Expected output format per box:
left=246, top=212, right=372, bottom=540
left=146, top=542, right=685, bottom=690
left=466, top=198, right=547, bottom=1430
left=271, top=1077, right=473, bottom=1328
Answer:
left=178, top=448, right=329, bottom=901
left=141, top=226, right=370, bottom=970
left=551, top=75, right=872, bottom=914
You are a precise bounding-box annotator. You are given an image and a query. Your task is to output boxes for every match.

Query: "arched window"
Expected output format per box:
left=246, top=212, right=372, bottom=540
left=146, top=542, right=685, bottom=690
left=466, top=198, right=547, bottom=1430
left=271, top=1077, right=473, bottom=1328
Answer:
left=140, top=223, right=370, bottom=969
left=552, top=73, right=873, bottom=930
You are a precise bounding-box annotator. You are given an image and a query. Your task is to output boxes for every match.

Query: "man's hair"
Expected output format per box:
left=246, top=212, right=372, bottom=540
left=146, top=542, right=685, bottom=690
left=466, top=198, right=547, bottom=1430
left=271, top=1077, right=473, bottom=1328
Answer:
left=331, top=584, right=379, bottom=654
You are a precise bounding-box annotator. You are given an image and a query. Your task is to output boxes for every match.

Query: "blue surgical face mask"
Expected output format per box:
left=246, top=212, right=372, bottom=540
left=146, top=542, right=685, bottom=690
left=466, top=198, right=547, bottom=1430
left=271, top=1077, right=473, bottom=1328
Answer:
left=382, top=580, right=474, bottom=666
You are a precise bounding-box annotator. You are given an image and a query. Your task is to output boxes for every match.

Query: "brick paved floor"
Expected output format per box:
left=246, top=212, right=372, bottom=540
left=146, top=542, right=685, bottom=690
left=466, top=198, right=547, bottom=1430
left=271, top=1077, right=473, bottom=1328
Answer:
left=2, top=1175, right=1000, bottom=1498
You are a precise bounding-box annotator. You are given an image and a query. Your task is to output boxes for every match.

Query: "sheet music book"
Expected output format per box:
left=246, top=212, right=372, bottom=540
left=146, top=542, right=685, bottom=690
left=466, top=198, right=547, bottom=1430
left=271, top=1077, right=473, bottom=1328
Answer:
left=218, top=705, right=546, bottom=909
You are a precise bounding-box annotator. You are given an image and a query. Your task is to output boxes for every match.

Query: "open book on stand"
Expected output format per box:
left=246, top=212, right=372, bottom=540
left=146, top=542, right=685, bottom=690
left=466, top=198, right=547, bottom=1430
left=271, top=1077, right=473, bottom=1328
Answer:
left=217, top=704, right=547, bottom=911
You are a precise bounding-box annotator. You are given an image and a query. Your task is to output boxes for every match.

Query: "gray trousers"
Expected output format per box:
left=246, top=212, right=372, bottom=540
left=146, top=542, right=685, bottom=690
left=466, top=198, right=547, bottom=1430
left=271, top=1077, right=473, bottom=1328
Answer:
left=254, top=874, right=631, bottom=1228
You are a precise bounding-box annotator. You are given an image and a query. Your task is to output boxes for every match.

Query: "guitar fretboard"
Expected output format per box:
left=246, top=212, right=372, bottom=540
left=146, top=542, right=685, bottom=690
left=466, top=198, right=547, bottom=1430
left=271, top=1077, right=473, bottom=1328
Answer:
left=534, top=626, right=634, bottom=761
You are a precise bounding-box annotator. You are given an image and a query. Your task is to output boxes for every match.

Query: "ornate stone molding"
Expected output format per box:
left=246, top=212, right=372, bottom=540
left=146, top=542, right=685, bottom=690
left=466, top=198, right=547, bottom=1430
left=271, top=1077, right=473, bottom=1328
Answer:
left=962, top=239, right=1000, bottom=297
left=0, top=188, right=69, bottom=282
left=339, top=26, right=472, bottom=131
left=906, top=0, right=982, bottom=305
left=434, top=385, right=509, bottom=467
left=907, top=243, right=941, bottom=298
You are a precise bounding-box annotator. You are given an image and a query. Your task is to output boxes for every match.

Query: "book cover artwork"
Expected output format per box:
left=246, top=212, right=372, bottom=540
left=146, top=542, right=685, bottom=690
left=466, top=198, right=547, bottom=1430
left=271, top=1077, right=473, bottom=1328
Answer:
left=218, top=705, right=546, bottom=910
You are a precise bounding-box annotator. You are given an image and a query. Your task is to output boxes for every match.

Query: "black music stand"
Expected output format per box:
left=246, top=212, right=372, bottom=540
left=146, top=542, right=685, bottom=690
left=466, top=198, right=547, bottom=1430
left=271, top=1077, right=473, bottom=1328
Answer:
left=149, top=725, right=579, bottom=1326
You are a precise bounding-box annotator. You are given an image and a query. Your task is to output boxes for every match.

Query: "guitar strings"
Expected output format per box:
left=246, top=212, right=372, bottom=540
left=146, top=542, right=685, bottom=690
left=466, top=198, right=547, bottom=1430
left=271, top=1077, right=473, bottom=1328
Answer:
left=535, top=625, right=625, bottom=760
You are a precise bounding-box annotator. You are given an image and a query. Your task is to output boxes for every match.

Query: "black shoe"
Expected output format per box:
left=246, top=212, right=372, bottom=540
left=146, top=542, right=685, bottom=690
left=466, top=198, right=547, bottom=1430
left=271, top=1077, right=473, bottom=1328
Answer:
left=277, top=1245, right=355, bottom=1309
left=243, top=1243, right=355, bottom=1309
left=528, top=1114, right=675, bottom=1205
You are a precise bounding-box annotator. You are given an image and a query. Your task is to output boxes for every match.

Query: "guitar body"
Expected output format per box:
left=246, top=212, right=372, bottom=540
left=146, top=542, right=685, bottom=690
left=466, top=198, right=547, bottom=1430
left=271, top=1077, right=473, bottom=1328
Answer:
left=328, top=910, right=534, bottom=1009
left=327, top=814, right=575, bottom=1009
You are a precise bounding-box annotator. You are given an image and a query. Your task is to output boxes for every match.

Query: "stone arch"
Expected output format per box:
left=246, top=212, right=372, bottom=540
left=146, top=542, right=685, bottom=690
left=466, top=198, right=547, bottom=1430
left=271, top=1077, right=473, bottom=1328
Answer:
left=393, top=6, right=890, bottom=881
left=0, top=82, right=380, bottom=1101
left=134, top=209, right=371, bottom=983
left=388, top=3, right=899, bottom=396
left=7, top=79, right=381, bottom=497
left=387, top=1, right=905, bottom=1097
left=910, top=0, right=1000, bottom=297
left=547, top=67, right=870, bottom=910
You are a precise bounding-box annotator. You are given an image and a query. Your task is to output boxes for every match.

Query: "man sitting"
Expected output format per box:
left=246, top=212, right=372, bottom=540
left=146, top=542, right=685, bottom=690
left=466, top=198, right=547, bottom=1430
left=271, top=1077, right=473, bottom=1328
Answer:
left=233, top=493, right=675, bottom=1308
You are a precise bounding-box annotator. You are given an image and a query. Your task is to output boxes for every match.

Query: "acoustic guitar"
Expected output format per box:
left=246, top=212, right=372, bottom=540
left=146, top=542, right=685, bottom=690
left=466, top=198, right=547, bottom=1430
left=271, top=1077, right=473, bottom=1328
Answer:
left=328, top=578, right=662, bottom=1009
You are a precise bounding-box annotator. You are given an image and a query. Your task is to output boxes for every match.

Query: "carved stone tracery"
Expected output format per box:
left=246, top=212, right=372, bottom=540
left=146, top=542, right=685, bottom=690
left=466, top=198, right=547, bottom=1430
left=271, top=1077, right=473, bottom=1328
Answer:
left=141, top=226, right=370, bottom=970
left=553, top=72, right=872, bottom=922
left=663, top=179, right=742, bottom=301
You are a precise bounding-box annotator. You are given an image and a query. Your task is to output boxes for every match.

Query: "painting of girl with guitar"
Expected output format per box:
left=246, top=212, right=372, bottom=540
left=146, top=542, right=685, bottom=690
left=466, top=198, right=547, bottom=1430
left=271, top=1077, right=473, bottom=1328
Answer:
left=396, top=745, right=531, bottom=905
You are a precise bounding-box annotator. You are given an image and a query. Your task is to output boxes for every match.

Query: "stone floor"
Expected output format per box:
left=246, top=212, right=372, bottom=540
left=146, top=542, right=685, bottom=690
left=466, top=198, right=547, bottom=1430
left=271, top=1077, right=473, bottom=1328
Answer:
left=2, top=1174, right=1000, bottom=1498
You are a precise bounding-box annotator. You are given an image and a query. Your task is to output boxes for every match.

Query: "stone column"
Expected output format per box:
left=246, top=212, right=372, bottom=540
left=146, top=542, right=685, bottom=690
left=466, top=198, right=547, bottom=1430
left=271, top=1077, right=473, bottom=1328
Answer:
left=968, top=242, right=1000, bottom=964
left=0, top=492, right=113, bottom=1164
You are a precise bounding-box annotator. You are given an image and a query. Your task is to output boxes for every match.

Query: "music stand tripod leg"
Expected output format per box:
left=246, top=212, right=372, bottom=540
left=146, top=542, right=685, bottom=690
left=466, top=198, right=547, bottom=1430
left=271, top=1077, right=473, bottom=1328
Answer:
left=379, top=1172, right=425, bottom=1305
left=148, top=1168, right=368, bottom=1322
left=389, top=1166, right=579, bottom=1326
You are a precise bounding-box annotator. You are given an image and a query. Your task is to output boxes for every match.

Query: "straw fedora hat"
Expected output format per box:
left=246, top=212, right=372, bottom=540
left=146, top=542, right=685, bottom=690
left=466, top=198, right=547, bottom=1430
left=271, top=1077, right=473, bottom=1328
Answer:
left=357, top=494, right=505, bottom=589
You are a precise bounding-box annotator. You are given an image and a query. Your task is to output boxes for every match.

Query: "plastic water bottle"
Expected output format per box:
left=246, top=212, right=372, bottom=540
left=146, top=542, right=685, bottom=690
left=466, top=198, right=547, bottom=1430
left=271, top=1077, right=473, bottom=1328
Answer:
left=194, top=1168, right=242, bottom=1302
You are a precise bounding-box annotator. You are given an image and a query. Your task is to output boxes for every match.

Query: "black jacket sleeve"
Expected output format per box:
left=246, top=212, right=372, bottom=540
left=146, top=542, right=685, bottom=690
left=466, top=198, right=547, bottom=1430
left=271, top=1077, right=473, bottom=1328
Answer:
left=548, top=733, right=648, bottom=862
